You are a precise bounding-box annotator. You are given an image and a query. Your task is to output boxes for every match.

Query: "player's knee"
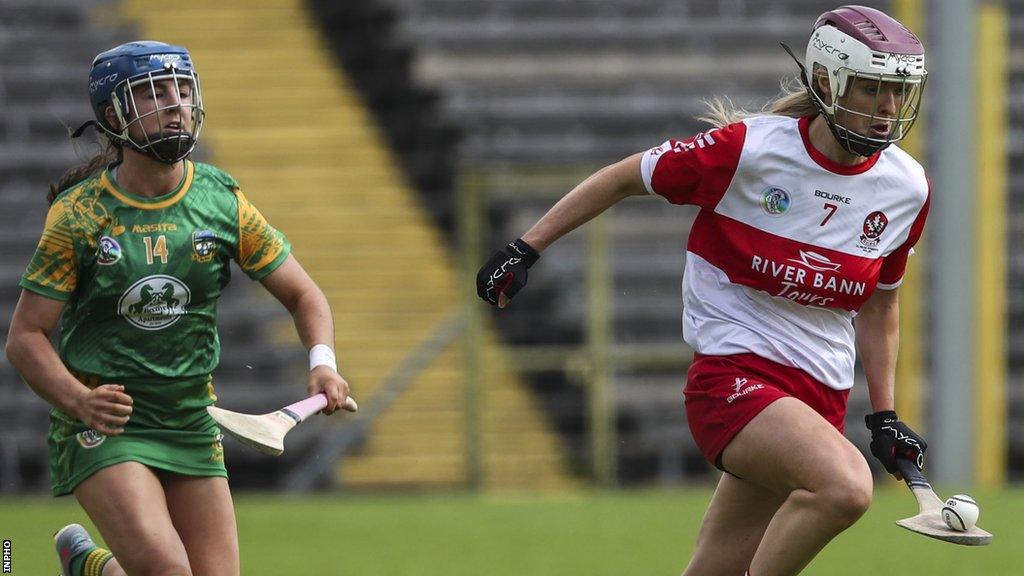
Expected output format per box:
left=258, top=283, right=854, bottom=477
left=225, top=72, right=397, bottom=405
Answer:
left=823, top=466, right=873, bottom=525
left=135, top=561, right=192, bottom=576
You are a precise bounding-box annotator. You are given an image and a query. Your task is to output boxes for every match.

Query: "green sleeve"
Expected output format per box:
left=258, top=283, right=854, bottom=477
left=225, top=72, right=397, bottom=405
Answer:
left=20, top=199, right=78, bottom=300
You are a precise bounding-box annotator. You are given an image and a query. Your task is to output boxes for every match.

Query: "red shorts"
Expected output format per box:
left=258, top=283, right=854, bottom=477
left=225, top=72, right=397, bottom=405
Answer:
left=684, top=353, right=849, bottom=470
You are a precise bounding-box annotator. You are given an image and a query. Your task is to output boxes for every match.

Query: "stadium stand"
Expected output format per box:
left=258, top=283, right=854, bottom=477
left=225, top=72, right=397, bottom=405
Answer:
left=310, top=2, right=461, bottom=234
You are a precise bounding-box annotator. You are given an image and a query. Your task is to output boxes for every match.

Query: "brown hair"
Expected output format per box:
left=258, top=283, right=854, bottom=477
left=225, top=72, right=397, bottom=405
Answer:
left=698, top=77, right=819, bottom=128
left=47, top=143, right=120, bottom=205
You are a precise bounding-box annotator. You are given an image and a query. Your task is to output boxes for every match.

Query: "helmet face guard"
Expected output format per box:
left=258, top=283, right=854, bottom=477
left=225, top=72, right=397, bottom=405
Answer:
left=88, top=41, right=205, bottom=164
left=114, top=69, right=205, bottom=163
left=801, top=6, right=927, bottom=157
left=814, top=65, right=926, bottom=157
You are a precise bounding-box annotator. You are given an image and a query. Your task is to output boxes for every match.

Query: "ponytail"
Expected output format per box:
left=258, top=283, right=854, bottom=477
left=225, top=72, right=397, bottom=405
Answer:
left=47, top=143, right=120, bottom=205
left=698, top=77, right=818, bottom=128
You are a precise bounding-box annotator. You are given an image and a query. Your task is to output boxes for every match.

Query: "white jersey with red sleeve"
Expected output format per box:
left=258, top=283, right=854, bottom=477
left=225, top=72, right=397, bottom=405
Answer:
left=641, top=115, right=930, bottom=390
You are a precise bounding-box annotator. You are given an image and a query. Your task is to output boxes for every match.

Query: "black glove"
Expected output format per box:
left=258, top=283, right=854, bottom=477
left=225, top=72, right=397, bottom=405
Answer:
left=476, top=238, right=540, bottom=306
left=864, top=410, right=927, bottom=474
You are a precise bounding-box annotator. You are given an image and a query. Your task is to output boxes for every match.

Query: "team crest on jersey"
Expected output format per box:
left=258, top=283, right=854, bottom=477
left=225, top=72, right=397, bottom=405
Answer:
left=192, top=230, right=218, bottom=263
left=760, top=186, right=791, bottom=216
left=118, top=274, right=191, bottom=330
left=858, top=211, right=889, bottom=250
left=76, top=429, right=106, bottom=449
left=96, top=236, right=123, bottom=265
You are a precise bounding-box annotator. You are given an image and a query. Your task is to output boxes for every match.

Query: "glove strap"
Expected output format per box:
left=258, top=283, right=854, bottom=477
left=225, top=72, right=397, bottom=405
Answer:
left=865, top=410, right=897, bottom=429
left=508, top=238, right=540, bottom=268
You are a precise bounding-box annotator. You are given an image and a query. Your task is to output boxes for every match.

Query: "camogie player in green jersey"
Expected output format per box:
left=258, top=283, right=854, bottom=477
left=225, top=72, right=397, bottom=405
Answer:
left=6, top=41, right=351, bottom=576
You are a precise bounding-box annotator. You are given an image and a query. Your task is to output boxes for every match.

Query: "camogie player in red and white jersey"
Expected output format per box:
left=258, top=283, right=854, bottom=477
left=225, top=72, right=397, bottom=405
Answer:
left=477, top=6, right=930, bottom=576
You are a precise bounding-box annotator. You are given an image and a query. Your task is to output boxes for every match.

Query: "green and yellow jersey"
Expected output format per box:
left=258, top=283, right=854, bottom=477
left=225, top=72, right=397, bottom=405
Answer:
left=20, top=160, right=290, bottom=494
left=21, top=160, right=289, bottom=381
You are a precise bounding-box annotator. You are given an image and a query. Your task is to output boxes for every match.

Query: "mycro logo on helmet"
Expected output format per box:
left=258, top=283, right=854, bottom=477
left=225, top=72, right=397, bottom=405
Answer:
left=887, top=53, right=917, bottom=64
left=812, top=35, right=849, bottom=61
left=89, top=73, right=118, bottom=94
left=149, top=54, right=183, bottom=65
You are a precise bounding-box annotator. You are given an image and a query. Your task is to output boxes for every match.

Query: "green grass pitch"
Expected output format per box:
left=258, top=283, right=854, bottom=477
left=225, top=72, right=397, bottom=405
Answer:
left=1, top=486, right=1020, bottom=574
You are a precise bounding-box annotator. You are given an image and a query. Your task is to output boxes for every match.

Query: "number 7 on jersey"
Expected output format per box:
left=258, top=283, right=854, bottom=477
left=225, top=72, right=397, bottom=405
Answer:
left=820, top=203, right=838, bottom=226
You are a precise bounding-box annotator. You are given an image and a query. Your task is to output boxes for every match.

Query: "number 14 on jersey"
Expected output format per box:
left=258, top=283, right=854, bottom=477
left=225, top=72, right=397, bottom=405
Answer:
left=143, top=235, right=169, bottom=264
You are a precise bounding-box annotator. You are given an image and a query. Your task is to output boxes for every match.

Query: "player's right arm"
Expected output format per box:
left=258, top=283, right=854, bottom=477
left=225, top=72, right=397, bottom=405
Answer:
left=476, top=154, right=647, bottom=307
left=521, top=153, right=648, bottom=253
left=6, top=291, right=133, bottom=435
left=476, top=121, right=745, bottom=307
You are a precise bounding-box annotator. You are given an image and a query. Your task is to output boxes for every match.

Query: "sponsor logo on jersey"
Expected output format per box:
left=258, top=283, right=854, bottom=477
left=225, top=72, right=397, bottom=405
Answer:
left=787, top=250, right=842, bottom=272
left=118, top=274, right=191, bottom=330
left=814, top=189, right=851, bottom=204
left=76, top=429, right=106, bottom=449
left=132, top=222, right=178, bottom=233
left=858, top=211, right=889, bottom=250
left=760, top=186, right=791, bottom=216
left=192, top=230, right=218, bottom=263
left=751, top=252, right=866, bottom=308
left=727, top=377, right=765, bottom=404
left=96, top=236, right=123, bottom=266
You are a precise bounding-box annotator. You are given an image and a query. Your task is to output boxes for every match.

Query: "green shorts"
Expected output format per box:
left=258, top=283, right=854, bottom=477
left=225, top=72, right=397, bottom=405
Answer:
left=48, top=374, right=228, bottom=496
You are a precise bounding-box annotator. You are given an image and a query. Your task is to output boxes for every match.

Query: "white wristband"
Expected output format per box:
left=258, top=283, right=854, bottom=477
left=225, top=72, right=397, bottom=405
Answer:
left=309, top=344, right=337, bottom=372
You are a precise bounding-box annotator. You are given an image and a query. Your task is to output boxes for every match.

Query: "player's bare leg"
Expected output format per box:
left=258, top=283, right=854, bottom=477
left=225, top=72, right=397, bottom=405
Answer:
left=721, top=397, right=873, bottom=576
left=681, top=473, right=786, bottom=576
left=161, top=473, right=240, bottom=576
left=74, top=462, right=193, bottom=576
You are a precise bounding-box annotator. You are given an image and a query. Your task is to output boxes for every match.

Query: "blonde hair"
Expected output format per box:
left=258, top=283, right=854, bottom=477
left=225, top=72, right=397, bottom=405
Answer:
left=698, top=77, right=819, bottom=128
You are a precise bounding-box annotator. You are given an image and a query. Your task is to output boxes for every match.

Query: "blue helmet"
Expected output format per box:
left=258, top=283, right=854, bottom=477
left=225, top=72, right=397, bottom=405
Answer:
left=87, top=41, right=204, bottom=163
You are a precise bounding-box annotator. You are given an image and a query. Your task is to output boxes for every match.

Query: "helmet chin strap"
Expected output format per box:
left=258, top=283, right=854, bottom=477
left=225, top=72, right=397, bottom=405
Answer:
left=71, top=119, right=194, bottom=164
left=829, top=122, right=890, bottom=157
left=126, top=131, right=196, bottom=164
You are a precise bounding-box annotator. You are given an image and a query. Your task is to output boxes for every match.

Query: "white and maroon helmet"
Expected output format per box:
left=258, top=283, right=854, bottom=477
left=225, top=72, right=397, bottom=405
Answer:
left=802, top=5, right=927, bottom=156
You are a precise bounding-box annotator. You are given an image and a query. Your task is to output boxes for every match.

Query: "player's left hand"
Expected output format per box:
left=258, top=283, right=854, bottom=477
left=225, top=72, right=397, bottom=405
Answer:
left=865, top=410, right=927, bottom=476
left=308, top=366, right=350, bottom=415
